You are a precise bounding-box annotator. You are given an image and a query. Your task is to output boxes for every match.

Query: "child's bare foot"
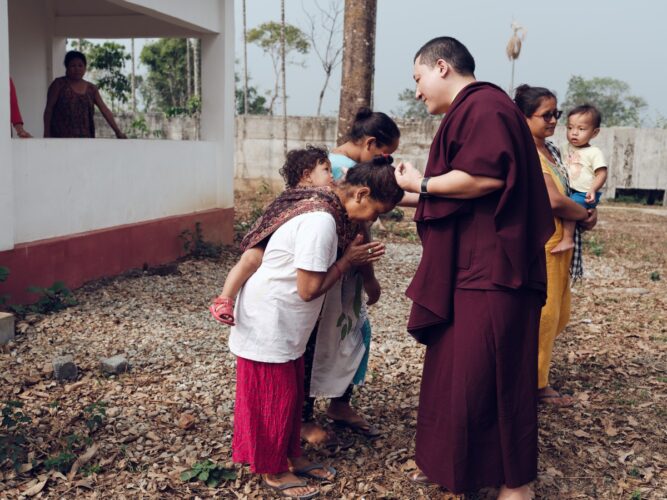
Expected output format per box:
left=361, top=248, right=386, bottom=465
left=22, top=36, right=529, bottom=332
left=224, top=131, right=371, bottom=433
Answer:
left=327, top=400, right=381, bottom=438
left=497, top=484, right=534, bottom=499
left=538, top=386, right=574, bottom=407
left=301, top=421, right=332, bottom=445
left=262, top=472, right=317, bottom=498
left=550, top=239, right=575, bottom=254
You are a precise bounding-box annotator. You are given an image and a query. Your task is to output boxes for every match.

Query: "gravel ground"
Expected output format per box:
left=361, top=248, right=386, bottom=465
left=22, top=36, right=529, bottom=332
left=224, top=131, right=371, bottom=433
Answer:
left=0, top=202, right=665, bottom=499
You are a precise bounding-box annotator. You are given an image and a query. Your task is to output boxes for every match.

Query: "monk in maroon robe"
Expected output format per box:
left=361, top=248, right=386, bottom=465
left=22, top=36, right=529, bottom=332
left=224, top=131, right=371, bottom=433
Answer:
left=395, top=37, right=554, bottom=499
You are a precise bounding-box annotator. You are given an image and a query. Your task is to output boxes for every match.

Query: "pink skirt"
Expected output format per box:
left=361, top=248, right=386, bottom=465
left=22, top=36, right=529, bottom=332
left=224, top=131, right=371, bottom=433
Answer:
left=232, top=356, right=304, bottom=474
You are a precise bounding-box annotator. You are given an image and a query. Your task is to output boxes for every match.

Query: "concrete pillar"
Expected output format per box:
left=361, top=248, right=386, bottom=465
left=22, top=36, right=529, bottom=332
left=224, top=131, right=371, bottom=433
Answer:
left=200, top=0, right=235, bottom=210
left=0, top=1, right=14, bottom=251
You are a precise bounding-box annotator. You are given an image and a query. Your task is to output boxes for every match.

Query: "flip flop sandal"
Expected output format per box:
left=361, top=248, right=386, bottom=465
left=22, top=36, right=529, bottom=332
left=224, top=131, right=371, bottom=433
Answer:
left=332, top=419, right=382, bottom=439
left=261, top=478, right=318, bottom=499
left=293, top=463, right=337, bottom=482
left=210, top=297, right=235, bottom=326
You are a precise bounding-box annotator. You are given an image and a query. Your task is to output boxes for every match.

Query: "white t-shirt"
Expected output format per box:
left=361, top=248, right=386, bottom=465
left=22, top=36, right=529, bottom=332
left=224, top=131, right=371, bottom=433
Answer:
left=562, top=143, right=607, bottom=193
left=228, top=212, right=338, bottom=363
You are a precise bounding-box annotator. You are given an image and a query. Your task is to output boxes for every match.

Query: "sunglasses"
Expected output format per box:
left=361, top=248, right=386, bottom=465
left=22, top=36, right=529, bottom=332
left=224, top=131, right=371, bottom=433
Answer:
left=536, top=109, right=563, bottom=122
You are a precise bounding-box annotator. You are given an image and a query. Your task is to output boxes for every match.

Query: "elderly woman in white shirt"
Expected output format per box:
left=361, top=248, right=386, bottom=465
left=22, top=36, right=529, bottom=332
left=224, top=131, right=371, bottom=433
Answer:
left=225, top=156, right=403, bottom=499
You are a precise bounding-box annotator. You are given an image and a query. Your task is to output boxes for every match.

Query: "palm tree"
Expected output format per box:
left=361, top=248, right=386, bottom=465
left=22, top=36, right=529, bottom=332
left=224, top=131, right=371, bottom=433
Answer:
left=242, top=0, right=249, bottom=115
left=280, top=0, right=288, bottom=156
left=336, top=0, right=377, bottom=145
left=506, top=21, right=527, bottom=95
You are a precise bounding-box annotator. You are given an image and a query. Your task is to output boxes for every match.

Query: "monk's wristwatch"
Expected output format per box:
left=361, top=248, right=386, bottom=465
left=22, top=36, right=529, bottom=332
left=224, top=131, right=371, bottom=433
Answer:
left=420, top=176, right=430, bottom=197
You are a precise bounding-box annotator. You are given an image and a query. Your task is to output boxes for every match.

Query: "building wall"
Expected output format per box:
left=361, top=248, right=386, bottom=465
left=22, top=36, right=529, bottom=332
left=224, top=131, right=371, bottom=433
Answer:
left=12, top=139, right=225, bottom=244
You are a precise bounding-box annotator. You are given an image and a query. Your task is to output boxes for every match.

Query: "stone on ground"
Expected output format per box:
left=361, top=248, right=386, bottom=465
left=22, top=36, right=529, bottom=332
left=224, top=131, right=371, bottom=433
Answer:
left=100, top=355, right=130, bottom=375
left=0, top=312, right=15, bottom=345
left=52, top=355, right=78, bottom=380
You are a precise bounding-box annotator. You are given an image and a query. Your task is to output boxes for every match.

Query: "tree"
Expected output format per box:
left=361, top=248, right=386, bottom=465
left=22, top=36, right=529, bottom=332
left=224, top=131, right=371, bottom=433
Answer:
left=140, top=38, right=199, bottom=115
left=393, top=88, right=433, bottom=120
left=235, top=84, right=269, bottom=115
left=336, top=0, right=377, bottom=144
left=562, top=76, right=647, bottom=127
left=303, top=0, right=344, bottom=116
left=246, top=21, right=310, bottom=115
left=87, top=42, right=131, bottom=112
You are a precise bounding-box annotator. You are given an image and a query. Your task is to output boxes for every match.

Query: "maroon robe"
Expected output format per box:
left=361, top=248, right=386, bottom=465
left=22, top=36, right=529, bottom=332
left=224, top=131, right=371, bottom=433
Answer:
left=408, top=82, right=554, bottom=492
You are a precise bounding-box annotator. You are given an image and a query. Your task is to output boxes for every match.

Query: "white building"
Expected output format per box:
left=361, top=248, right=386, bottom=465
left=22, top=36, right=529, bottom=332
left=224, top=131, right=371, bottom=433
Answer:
left=0, top=0, right=235, bottom=303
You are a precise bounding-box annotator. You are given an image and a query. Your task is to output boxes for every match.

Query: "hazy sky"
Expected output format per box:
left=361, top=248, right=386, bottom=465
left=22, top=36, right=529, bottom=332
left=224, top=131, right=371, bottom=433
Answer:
left=235, top=0, right=666, bottom=124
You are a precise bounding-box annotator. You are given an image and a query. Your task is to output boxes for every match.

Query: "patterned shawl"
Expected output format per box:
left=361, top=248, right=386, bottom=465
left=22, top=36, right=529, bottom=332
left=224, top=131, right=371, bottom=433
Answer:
left=545, top=141, right=584, bottom=281
left=240, top=186, right=355, bottom=252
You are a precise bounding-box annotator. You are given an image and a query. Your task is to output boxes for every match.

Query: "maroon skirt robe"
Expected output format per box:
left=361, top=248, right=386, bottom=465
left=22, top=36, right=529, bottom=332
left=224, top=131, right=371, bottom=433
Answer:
left=407, top=82, right=554, bottom=493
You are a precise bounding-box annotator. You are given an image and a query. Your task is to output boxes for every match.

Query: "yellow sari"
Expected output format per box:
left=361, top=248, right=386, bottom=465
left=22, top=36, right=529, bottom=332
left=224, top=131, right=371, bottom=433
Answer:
left=537, top=144, right=573, bottom=389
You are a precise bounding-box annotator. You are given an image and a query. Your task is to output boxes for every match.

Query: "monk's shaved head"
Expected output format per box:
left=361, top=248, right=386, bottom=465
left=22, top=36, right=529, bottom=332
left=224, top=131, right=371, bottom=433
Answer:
left=414, top=36, right=475, bottom=77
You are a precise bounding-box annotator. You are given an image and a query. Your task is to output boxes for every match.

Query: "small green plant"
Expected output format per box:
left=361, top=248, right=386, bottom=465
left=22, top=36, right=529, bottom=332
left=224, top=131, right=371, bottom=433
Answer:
left=179, top=222, right=222, bottom=259
left=27, top=281, right=77, bottom=314
left=585, top=236, right=604, bottom=257
left=180, top=460, right=236, bottom=488
left=628, top=468, right=641, bottom=478
left=44, top=451, right=77, bottom=473
left=83, top=401, right=107, bottom=433
left=128, top=115, right=150, bottom=138
left=0, top=401, right=31, bottom=470
left=630, top=490, right=642, bottom=500
left=650, top=271, right=661, bottom=281
left=82, top=463, right=102, bottom=476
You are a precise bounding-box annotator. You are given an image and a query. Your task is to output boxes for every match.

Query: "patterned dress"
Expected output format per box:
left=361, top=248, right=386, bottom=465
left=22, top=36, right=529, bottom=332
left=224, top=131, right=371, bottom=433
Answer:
left=49, top=78, right=96, bottom=138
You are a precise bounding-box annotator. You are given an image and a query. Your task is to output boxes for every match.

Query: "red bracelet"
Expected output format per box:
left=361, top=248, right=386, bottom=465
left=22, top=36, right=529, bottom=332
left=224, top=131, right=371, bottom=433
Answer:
left=332, top=261, right=343, bottom=279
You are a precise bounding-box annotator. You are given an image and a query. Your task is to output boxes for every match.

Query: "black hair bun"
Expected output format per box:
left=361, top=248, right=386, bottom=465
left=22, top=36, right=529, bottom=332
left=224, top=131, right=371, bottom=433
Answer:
left=372, top=154, right=393, bottom=166
left=355, top=107, right=373, bottom=120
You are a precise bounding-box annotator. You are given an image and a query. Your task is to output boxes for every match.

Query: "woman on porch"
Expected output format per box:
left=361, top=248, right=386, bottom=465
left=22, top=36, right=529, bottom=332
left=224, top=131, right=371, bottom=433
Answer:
left=43, top=50, right=126, bottom=139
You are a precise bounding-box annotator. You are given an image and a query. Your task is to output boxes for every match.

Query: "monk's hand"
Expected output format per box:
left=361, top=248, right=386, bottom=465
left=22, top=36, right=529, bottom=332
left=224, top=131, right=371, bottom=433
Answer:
left=394, top=161, right=422, bottom=193
left=363, top=275, right=381, bottom=305
left=342, top=235, right=385, bottom=268
left=579, top=208, right=597, bottom=231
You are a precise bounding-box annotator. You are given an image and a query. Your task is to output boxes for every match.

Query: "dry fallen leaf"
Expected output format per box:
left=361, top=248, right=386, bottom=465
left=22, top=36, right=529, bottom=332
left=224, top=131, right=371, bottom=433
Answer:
left=23, top=476, right=49, bottom=496
left=178, top=413, right=196, bottom=430
left=68, top=444, right=99, bottom=481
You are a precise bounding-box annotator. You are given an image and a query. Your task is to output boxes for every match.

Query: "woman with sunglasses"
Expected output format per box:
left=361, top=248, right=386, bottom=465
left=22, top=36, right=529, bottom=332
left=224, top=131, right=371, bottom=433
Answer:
left=514, top=84, right=597, bottom=407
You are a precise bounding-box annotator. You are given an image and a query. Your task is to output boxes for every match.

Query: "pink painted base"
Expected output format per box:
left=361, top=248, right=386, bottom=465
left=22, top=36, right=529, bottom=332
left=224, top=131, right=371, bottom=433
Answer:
left=0, top=208, right=234, bottom=304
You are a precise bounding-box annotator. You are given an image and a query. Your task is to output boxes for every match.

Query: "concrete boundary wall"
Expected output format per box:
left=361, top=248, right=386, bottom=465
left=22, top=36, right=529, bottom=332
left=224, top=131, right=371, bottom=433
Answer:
left=234, top=116, right=667, bottom=201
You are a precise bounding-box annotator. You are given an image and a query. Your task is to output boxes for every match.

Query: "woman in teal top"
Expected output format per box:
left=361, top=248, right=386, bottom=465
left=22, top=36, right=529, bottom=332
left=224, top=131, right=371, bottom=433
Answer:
left=301, top=108, right=400, bottom=443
